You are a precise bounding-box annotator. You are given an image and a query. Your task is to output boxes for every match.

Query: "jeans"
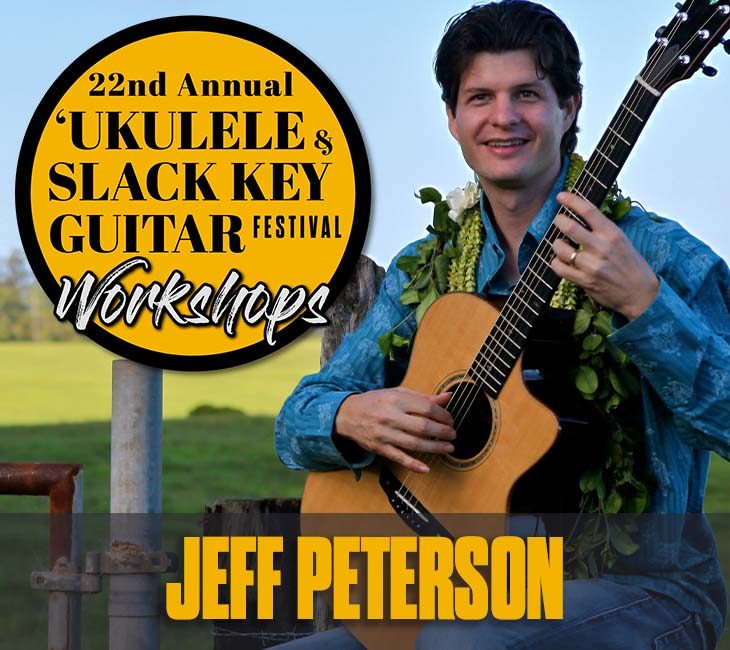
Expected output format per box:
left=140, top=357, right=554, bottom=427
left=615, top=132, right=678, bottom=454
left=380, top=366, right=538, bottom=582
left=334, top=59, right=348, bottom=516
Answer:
left=277, top=579, right=712, bottom=649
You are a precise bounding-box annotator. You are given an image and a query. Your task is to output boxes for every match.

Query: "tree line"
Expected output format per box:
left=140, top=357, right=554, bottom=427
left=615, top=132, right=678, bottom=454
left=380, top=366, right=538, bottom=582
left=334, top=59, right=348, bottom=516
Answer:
left=0, top=249, right=78, bottom=341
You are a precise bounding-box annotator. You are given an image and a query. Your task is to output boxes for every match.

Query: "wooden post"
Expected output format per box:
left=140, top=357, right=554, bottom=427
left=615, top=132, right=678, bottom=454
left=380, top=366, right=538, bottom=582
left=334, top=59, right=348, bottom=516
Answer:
left=321, top=255, right=385, bottom=365
left=204, top=499, right=308, bottom=649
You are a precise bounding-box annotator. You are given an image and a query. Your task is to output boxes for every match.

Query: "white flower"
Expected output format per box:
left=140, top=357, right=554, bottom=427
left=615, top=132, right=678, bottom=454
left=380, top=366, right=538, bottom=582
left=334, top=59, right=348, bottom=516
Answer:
left=445, top=182, right=480, bottom=222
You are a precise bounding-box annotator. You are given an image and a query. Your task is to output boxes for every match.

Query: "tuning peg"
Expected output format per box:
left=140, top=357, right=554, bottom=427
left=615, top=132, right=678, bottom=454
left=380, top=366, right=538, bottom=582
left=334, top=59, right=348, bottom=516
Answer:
left=655, top=25, right=666, bottom=37
left=701, top=64, right=718, bottom=77
left=723, top=38, right=730, bottom=54
left=675, top=1, right=683, bottom=8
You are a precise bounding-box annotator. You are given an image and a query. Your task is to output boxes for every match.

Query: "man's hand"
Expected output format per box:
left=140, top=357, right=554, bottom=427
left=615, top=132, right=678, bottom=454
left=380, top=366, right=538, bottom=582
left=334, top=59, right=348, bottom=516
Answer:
left=334, top=387, right=456, bottom=473
left=551, top=192, right=659, bottom=320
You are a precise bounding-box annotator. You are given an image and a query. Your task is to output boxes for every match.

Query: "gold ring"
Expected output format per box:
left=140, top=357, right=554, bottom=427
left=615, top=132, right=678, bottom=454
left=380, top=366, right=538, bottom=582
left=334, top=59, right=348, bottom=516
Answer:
left=569, top=249, right=579, bottom=266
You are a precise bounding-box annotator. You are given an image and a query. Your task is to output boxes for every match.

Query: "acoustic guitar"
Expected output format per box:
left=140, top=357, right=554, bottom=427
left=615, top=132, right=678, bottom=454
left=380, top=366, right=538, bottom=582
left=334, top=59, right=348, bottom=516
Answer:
left=301, top=2, right=730, bottom=646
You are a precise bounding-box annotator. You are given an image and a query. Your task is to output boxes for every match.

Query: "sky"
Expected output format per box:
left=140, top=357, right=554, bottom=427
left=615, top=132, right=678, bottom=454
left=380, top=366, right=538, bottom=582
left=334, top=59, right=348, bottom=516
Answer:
left=2, top=0, right=729, bottom=267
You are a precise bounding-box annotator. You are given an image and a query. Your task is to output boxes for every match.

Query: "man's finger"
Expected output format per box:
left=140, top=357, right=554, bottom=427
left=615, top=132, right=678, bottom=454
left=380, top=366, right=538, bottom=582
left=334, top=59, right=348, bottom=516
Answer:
left=429, top=391, right=453, bottom=404
left=392, top=431, right=455, bottom=454
left=383, top=445, right=430, bottom=473
left=553, top=213, right=591, bottom=248
left=400, top=414, right=456, bottom=440
left=401, top=391, right=454, bottom=426
left=557, top=191, right=606, bottom=229
left=551, top=255, right=584, bottom=286
left=552, top=238, right=580, bottom=267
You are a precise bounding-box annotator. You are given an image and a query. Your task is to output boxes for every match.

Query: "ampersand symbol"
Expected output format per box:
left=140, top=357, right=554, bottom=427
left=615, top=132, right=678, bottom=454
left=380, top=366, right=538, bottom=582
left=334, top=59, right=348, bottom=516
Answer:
left=314, top=130, right=333, bottom=156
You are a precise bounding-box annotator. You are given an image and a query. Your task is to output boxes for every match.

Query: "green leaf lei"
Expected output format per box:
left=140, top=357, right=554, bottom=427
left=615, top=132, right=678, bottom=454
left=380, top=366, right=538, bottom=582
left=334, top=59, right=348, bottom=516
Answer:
left=378, top=154, right=654, bottom=578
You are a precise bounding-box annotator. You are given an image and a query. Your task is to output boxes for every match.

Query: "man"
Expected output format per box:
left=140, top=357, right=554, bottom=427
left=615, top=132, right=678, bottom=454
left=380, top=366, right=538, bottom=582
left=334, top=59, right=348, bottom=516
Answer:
left=276, top=1, right=728, bottom=647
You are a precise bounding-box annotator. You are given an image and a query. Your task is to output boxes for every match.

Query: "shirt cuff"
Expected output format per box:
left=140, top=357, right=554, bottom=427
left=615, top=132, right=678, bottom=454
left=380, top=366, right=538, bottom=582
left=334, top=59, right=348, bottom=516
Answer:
left=303, top=391, right=375, bottom=473
left=608, top=277, right=708, bottom=409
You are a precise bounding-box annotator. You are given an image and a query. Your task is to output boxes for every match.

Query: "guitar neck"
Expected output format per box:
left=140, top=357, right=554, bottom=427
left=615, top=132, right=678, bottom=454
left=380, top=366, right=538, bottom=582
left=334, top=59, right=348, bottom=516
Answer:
left=470, top=80, right=661, bottom=397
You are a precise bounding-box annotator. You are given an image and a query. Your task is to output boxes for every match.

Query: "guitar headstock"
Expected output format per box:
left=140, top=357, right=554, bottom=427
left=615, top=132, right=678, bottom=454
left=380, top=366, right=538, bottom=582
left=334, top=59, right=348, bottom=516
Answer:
left=644, top=0, right=730, bottom=92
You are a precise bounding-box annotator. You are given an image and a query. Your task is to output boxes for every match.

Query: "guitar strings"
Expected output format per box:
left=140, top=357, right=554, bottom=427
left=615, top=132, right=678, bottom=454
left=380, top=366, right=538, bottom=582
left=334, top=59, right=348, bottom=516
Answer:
left=397, top=5, right=704, bottom=504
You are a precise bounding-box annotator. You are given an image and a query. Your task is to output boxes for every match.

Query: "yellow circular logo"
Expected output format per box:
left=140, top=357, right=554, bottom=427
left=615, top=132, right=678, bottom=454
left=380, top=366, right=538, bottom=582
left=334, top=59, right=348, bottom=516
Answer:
left=17, top=17, right=369, bottom=370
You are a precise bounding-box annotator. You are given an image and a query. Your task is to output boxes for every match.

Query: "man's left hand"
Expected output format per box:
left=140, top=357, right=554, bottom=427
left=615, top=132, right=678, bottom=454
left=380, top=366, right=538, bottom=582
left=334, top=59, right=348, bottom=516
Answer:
left=551, top=191, right=659, bottom=321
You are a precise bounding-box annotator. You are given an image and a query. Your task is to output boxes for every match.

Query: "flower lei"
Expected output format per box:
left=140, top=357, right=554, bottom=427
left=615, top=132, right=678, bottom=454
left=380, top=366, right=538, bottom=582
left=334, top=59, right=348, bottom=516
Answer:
left=378, top=154, right=654, bottom=578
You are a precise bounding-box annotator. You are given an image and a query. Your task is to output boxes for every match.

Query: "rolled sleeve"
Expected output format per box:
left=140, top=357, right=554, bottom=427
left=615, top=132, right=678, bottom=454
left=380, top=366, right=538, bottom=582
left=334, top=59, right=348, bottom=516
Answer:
left=275, top=387, right=374, bottom=471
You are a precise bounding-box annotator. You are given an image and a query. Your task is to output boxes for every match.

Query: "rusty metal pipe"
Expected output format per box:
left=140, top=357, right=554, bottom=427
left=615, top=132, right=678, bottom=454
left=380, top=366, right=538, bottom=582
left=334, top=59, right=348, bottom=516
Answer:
left=0, top=462, right=83, bottom=650
left=0, top=462, right=82, bottom=565
left=0, top=462, right=81, bottom=514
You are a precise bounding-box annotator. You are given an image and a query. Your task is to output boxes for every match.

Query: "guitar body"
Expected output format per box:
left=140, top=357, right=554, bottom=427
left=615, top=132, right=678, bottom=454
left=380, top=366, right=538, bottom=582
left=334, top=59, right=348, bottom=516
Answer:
left=301, top=293, right=560, bottom=648
left=303, top=292, right=560, bottom=516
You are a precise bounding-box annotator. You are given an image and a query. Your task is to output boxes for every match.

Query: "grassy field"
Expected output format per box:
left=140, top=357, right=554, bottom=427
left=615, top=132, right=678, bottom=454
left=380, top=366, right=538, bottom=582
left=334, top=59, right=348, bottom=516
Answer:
left=0, top=337, right=319, bottom=647
left=0, top=335, right=321, bottom=425
left=0, top=414, right=306, bottom=513
left=0, top=336, right=320, bottom=511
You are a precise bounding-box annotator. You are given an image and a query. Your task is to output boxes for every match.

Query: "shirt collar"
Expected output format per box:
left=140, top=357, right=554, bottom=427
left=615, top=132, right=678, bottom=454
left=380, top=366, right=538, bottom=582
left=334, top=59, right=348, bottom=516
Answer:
left=479, top=155, right=570, bottom=246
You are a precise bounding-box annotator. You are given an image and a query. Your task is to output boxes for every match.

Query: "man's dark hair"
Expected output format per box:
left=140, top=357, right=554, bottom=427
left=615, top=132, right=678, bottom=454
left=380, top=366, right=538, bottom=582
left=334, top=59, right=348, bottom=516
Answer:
left=435, top=0, right=583, bottom=156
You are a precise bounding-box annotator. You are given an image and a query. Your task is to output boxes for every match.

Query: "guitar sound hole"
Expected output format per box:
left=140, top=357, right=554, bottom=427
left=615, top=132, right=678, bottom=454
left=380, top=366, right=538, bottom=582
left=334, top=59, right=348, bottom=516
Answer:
left=447, top=381, right=493, bottom=460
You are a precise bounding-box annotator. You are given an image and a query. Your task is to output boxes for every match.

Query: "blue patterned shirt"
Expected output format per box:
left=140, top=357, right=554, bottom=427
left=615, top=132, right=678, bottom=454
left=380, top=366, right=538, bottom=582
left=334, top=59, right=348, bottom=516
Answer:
left=275, top=162, right=729, bottom=639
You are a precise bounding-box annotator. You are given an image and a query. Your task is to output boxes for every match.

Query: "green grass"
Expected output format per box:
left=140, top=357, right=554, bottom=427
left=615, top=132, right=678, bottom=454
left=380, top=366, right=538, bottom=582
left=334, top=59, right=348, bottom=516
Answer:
left=0, top=415, right=306, bottom=513
left=706, top=455, right=730, bottom=513
left=0, top=335, right=318, bottom=513
left=0, top=513, right=218, bottom=649
left=0, top=334, right=321, bottom=425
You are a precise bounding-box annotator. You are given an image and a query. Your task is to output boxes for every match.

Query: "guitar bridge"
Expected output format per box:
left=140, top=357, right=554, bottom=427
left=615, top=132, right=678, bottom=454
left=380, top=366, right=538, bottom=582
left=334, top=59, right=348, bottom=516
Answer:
left=378, top=467, right=453, bottom=538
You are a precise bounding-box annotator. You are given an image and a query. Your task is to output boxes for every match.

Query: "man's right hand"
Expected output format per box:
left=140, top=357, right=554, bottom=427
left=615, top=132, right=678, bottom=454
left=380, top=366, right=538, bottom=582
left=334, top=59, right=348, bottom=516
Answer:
left=334, top=388, right=456, bottom=473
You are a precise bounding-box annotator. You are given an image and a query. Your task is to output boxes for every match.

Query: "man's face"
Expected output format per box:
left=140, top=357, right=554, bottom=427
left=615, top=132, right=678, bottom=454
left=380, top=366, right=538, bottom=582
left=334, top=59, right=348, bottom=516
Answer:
left=447, top=49, right=578, bottom=194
